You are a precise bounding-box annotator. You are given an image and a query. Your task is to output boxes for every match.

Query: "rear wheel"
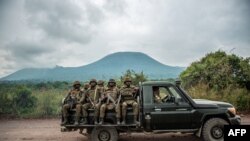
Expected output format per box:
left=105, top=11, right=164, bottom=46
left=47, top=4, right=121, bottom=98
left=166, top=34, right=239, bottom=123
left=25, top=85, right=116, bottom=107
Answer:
left=90, top=127, right=118, bottom=141
left=202, top=118, right=228, bottom=141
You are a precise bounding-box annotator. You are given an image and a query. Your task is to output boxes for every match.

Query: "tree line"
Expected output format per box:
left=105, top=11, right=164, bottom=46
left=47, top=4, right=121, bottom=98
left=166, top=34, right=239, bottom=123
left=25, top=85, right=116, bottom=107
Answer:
left=0, top=50, right=249, bottom=118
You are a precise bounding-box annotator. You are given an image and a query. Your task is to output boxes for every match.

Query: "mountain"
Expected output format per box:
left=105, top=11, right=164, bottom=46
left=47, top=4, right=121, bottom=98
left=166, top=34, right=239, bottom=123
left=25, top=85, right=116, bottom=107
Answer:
left=0, top=52, right=185, bottom=81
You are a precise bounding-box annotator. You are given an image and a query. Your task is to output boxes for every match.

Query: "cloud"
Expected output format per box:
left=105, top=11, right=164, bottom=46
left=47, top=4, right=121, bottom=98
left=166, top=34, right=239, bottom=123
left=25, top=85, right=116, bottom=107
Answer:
left=24, top=0, right=103, bottom=44
left=0, top=0, right=249, bottom=77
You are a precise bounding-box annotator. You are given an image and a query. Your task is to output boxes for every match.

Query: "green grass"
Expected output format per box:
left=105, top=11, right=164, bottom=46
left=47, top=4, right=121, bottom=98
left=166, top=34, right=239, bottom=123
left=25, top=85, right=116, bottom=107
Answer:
left=186, top=83, right=250, bottom=112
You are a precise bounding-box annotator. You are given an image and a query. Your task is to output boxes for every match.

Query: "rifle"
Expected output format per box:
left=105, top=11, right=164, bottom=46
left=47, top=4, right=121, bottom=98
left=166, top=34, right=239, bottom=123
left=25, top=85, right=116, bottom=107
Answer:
left=116, top=93, right=121, bottom=106
left=86, top=92, right=96, bottom=109
left=106, top=89, right=120, bottom=107
left=67, top=96, right=77, bottom=109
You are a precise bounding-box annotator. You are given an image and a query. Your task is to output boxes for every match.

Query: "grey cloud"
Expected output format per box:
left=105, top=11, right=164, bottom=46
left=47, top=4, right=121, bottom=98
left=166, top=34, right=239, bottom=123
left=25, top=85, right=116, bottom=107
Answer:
left=0, top=0, right=249, bottom=78
left=103, top=0, right=127, bottom=15
left=6, top=39, right=51, bottom=62
left=24, top=0, right=104, bottom=44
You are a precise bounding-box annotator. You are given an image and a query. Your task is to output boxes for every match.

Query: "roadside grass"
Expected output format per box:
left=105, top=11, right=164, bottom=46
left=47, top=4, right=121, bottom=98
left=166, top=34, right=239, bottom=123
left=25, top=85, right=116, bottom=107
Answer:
left=187, top=83, right=250, bottom=112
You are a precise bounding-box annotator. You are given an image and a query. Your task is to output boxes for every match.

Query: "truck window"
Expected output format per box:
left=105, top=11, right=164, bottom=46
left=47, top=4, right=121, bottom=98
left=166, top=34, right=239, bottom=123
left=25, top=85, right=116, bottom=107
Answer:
left=153, top=86, right=187, bottom=104
left=153, top=86, right=170, bottom=104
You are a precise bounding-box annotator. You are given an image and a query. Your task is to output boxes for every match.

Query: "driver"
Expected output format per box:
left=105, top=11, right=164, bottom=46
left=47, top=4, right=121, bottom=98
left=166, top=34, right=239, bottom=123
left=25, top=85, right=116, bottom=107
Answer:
left=153, top=87, right=162, bottom=103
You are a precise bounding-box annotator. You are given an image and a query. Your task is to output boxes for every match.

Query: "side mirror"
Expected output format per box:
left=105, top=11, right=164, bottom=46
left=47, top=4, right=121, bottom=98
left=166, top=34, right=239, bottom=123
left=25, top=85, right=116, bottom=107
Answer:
left=175, top=79, right=181, bottom=87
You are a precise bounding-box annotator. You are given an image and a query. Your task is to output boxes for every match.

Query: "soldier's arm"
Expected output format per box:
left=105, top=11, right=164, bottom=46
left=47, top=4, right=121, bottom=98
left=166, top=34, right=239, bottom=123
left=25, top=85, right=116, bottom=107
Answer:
left=65, top=90, right=71, bottom=100
left=79, top=92, right=86, bottom=104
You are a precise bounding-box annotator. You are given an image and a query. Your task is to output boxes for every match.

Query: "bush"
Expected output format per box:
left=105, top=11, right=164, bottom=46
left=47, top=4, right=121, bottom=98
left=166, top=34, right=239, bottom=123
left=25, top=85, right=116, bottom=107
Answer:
left=32, top=89, right=65, bottom=118
left=186, top=83, right=250, bottom=112
left=12, top=87, right=37, bottom=116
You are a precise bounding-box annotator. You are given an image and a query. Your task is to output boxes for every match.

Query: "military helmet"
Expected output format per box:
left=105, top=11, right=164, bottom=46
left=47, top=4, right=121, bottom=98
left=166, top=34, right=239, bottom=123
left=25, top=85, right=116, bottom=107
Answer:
left=108, top=79, right=116, bottom=84
left=73, top=81, right=81, bottom=86
left=97, top=80, right=104, bottom=85
left=124, top=77, right=132, bottom=83
left=89, top=79, right=97, bottom=84
left=84, top=83, right=89, bottom=89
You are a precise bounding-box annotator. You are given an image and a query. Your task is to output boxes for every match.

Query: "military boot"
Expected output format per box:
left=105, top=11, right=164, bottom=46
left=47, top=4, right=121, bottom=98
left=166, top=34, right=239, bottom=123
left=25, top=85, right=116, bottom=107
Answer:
left=121, top=116, right=126, bottom=124
left=74, top=116, right=80, bottom=125
left=61, top=117, right=68, bottom=125
left=117, top=118, right=121, bottom=125
left=74, top=120, right=79, bottom=125
left=82, top=117, right=87, bottom=124
left=99, top=118, right=103, bottom=125
left=133, top=116, right=139, bottom=125
left=94, top=117, right=98, bottom=125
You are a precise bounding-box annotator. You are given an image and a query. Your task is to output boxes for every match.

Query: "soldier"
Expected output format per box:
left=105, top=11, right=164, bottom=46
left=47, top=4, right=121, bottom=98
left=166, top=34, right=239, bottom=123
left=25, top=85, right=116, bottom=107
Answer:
left=75, top=83, right=89, bottom=125
left=83, top=83, right=90, bottom=92
left=99, top=79, right=121, bottom=125
left=120, top=77, right=139, bottom=124
left=97, top=80, right=104, bottom=88
left=62, top=81, right=83, bottom=125
left=97, top=80, right=105, bottom=102
left=153, top=86, right=162, bottom=104
left=80, top=79, right=103, bottom=124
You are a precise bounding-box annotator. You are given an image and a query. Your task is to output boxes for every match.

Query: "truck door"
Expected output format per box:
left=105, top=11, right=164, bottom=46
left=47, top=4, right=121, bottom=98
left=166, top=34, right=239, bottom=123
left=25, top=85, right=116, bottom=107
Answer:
left=144, top=85, right=194, bottom=130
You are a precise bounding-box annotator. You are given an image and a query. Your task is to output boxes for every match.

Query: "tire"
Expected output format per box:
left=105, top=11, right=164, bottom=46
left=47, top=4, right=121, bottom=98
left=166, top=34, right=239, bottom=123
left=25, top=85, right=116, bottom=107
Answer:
left=90, top=127, right=118, bottom=141
left=202, top=118, right=228, bottom=141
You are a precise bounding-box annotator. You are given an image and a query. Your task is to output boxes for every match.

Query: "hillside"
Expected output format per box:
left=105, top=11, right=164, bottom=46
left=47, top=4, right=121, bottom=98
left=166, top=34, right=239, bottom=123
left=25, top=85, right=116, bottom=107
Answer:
left=1, top=52, right=184, bottom=81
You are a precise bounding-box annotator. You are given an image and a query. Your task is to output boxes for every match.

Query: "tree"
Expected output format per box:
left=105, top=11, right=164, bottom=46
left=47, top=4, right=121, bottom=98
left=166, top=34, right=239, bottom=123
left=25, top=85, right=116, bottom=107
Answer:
left=120, top=70, right=148, bottom=86
left=180, top=50, right=250, bottom=90
left=12, top=87, right=37, bottom=115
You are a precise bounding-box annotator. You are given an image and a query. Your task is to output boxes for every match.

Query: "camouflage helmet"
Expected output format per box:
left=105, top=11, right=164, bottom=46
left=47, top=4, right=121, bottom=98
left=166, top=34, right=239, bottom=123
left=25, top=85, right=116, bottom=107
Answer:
left=73, top=81, right=81, bottom=86
left=123, top=77, right=132, bottom=83
left=84, top=83, right=89, bottom=89
left=108, top=79, right=116, bottom=84
left=97, top=80, right=104, bottom=85
left=89, top=79, right=97, bottom=84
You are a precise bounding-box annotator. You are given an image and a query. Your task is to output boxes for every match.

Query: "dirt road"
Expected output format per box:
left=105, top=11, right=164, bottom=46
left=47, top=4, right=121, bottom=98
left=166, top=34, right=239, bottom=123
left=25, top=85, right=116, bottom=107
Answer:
left=0, top=115, right=249, bottom=141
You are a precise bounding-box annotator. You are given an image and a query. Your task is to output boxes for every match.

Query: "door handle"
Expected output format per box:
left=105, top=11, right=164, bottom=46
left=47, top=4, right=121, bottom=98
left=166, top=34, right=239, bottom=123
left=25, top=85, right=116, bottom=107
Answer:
left=154, top=108, right=162, bottom=112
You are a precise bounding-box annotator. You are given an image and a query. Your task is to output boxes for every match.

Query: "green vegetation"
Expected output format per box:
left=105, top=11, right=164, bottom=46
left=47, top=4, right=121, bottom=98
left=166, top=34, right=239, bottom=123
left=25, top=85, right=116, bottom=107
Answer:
left=0, top=70, right=148, bottom=118
left=0, top=82, right=68, bottom=118
left=180, top=51, right=250, bottom=111
left=1, top=51, right=249, bottom=118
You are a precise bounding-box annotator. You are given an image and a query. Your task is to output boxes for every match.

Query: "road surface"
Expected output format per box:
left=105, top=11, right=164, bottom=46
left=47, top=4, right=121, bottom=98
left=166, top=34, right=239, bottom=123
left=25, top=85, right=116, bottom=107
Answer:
left=0, top=115, right=249, bottom=141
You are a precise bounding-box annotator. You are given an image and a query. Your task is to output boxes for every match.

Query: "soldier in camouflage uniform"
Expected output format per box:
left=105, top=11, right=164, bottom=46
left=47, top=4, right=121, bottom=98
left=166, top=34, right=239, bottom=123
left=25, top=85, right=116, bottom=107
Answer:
left=83, top=83, right=90, bottom=92
left=62, top=81, right=83, bottom=125
left=99, top=79, right=121, bottom=125
left=75, top=83, right=89, bottom=125
left=120, top=77, right=139, bottom=124
left=97, top=80, right=104, bottom=88
left=80, top=79, right=103, bottom=124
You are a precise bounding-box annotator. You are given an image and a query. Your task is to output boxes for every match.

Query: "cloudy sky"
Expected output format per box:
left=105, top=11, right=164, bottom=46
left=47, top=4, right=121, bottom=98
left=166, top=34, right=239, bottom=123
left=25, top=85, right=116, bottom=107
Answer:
left=0, top=0, right=249, bottom=78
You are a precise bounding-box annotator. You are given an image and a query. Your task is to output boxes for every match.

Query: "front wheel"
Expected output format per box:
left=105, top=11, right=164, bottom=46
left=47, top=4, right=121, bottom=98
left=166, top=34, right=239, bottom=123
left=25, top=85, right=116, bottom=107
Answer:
left=90, top=127, right=118, bottom=141
left=202, top=118, right=228, bottom=141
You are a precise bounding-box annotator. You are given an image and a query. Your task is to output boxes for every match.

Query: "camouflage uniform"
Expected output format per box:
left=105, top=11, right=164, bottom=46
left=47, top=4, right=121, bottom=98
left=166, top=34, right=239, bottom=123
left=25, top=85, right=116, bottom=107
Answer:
left=62, top=81, right=83, bottom=125
left=99, top=79, right=121, bottom=124
left=97, top=80, right=104, bottom=87
left=75, top=83, right=89, bottom=125
left=80, top=79, right=103, bottom=124
left=120, top=77, right=139, bottom=124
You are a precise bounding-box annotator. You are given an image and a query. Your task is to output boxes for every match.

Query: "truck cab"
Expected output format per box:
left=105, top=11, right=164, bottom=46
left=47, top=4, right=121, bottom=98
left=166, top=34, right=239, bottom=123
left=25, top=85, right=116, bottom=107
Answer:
left=61, top=81, right=241, bottom=141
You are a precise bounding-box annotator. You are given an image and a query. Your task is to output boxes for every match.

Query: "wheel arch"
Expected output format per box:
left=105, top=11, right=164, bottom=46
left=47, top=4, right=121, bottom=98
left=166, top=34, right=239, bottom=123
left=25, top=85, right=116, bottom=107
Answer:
left=195, top=113, right=230, bottom=137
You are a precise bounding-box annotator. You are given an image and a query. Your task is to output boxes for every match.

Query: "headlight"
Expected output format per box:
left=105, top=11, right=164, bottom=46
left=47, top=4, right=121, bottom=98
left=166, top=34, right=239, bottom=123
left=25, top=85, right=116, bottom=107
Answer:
left=228, top=107, right=236, bottom=115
